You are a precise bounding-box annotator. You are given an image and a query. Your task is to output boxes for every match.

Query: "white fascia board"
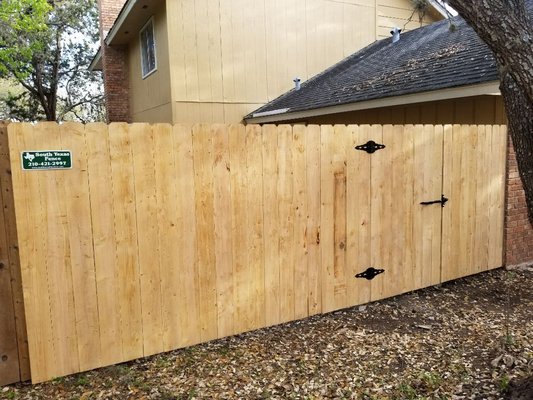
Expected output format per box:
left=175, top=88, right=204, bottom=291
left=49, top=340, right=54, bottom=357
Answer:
left=88, top=47, right=102, bottom=71
left=104, top=0, right=138, bottom=46
left=244, top=81, right=500, bottom=124
left=429, top=0, right=458, bottom=17
left=251, top=108, right=290, bottom=118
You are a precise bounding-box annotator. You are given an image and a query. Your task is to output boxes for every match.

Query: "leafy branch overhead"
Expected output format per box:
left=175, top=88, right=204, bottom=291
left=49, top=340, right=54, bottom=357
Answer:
left=0, top=0, right=104, bottom=122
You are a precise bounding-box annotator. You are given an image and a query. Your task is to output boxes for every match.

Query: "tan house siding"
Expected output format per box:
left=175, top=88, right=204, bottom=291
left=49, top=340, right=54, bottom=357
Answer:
left=163, top=0, right=441, bottom=123
left=377, top=0, right=436, bottom=38
left=172, top=102, right=263, bottom=124
left=128, top=2, right=172, bottom=123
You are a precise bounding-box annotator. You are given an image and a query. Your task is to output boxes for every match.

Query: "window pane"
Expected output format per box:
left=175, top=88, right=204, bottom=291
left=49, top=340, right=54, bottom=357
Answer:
left=140, top=19, right=156, bottom=77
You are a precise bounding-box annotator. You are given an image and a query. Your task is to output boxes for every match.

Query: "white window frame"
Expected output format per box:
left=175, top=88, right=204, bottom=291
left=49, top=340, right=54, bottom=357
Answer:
left=139, top=17, right=157, bottom=79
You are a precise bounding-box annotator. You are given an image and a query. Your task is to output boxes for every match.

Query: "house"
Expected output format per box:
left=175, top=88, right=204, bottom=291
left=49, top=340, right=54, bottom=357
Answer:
left=244, top=5, right=533, bottom=271
left=92, top=0, right=448, bottom=123
left=244, top=12, right=504, bottom=126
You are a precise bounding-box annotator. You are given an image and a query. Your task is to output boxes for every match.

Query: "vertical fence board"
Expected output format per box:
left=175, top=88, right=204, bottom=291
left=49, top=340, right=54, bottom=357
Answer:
left=441, top=125, right=453, bottom=283
left=85, top=123, right=123, bottom=366
left=372, top=125, right=395, bottom=300
left=347, top=125, right=371, bottom=306
left=229, top=124, right=251, bottom=332
left=212, top=125, right=234, bottom=337
left=305, top=125, right=322, bottom=316
left=277, top=125, right=295, bottom=323
left=369, top=124, right=386, bottom=301
left=292, top=125, right=308, bottom=320
left=109, top=123, right=143, bottom=361
left=262, top=125, right=281, bottom=326
left=321, top=125, right=351, bottom=311
left=10, top=124, right=61, bottom=382
left=192, top=124, right=218, bottom=342
left=153, top=123, right=181, bottom=351
left=173, top=124, right=201, bottom=346
left=474, top=125, right=490, bottom=272
left=430, top=126, right=444, bottom=287
left=443, top=125, right=459, bottom=282
left=387, top=125, right=406, bottom=298
left=321, top=125, right=335, bottom=313
left=9, top=124, right=46, bottom=382
left=131, top=123, right=164, bottom=356
left=466, top=125, right=479, bottom=275
left=0, top=124, right=21, bottom=385
left=6, top=123, right=508, bottom=383
left=39, top=123, right=80, bottom=377
left=488, top=126, right=506, bottom=268
left=400, top=125, right=415, bottom=293
left=245, top=125, right=265, bottom=330
left=332, top=125, right=348, bottom=309
left=411, top=125, right=426, bottom=290
left=0, top=174, right=19, bottom=384
left=60, top=123, right=101, bottom=372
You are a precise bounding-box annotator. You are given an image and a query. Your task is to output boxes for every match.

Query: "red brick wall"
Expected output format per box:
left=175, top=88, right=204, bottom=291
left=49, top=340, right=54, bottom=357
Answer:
left=98, top=0, right=131, bottom=122
left=98, top=0, right=127, bottom=33
left=504, top=138, right=533, bottom=267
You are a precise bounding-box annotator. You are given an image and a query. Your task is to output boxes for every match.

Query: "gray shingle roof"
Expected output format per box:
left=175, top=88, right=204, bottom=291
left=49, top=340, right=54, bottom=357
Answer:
left=246, top=15, right=500, bottom=119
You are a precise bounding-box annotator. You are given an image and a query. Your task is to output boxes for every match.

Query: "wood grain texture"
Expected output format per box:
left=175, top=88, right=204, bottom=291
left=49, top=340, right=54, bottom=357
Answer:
left=59, top=123, right=101, bottom=372
left=130, top=124, right=164, bottom=356
left=262, top=125, right=281, bottom=326
left=192, top=124, right=218, bottom=342
left=441, top=125, right=506, bottom=281
left=0, top=124, right=22, bottom=385
left=7, top=123, right=507, bottom=383
left=305, top=125, right=322, bottom=316
left=85, top=123, right=123, bottom=367
left=108, top=123, right=143, bottom=362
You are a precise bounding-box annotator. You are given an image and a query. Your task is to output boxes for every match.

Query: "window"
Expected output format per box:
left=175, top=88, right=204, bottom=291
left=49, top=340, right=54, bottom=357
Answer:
left=140, top=18, right=157, bottom=78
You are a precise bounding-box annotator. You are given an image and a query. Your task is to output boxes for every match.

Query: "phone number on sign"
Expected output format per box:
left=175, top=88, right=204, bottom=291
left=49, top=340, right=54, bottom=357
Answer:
left=27, top=161, right=69, bottom=167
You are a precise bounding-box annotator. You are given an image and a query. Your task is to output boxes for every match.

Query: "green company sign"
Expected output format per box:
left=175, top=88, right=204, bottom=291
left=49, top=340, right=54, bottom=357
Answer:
left=21, top=150, right=72, bottom=170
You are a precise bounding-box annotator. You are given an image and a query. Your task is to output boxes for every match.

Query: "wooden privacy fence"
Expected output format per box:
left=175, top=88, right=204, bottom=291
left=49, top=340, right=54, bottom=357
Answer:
left=0, top=123, right=30, bottom=386
left=4, top=122, right=507, bottom=383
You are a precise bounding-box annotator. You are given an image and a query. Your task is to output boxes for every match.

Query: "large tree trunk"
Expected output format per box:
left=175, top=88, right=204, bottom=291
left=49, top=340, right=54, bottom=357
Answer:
left=448, top=0, right=533, bottom=225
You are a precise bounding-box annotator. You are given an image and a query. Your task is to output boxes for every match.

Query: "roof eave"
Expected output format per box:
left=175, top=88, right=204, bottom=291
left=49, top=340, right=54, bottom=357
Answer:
left=244, top=81, right=500, bottom=124
left=428, top=0, right=458, bottom=17
left=105, top=0, right=138, bottom=46
left=89, top=47, right=103, bottom=72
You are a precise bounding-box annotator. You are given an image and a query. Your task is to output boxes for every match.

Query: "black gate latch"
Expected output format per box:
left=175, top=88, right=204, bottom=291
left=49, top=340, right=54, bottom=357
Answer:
left=355, top=140, right=385, bottom=154
left=355, top=267, right=385, bottom=280
left=420, top=194, right=448, bottom=207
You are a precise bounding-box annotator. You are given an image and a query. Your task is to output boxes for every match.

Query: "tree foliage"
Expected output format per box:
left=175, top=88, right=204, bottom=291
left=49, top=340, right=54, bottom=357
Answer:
left=0, top=0, right=104, bottom=122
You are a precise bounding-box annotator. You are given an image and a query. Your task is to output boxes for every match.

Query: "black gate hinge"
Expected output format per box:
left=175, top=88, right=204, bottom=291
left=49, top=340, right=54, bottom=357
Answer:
left=355, top=140, right=385, bottom=154
left=355, top=267, right=385, bottom=280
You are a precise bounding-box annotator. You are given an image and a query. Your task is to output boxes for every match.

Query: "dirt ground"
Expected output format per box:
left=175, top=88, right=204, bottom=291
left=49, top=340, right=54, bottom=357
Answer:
left=2, top=267, right=532, bottom=400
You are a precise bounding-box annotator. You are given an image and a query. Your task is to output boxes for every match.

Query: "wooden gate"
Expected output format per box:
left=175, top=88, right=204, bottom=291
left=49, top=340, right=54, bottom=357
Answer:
left=320, top=124, right=507, bottom=312
left=4, top=123, right=506, bottom=383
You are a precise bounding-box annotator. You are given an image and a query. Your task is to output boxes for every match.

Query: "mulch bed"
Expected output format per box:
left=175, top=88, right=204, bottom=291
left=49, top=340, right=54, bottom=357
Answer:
left=2, top=267, right=532, bottom=400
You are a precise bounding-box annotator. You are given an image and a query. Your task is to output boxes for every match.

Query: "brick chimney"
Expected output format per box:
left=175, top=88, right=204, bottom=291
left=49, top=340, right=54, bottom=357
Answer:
left=97, top=0, right=131, bottom=123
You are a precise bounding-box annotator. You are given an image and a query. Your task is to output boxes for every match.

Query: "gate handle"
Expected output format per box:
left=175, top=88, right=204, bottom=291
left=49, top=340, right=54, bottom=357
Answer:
left=420, top=194, right=448, bottom=207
